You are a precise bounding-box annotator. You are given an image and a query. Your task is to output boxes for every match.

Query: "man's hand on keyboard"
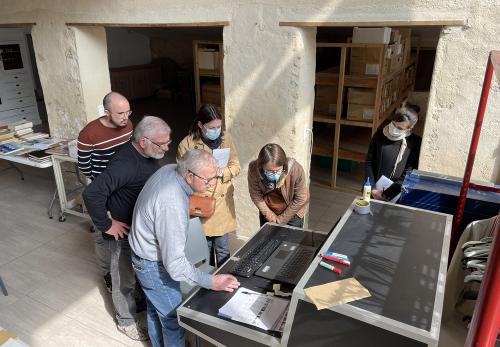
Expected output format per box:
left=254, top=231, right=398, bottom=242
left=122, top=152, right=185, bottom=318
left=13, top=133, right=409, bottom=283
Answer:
left=212, top=274, right=240, bottom=292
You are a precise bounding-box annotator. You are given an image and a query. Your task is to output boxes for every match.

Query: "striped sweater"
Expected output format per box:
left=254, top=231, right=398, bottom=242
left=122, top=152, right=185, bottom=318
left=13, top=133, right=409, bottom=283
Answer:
left=77, top=117, right=133, bottom=179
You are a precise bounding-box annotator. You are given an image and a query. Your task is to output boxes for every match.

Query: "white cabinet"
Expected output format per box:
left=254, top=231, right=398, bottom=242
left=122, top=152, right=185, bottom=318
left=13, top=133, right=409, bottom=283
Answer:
left=0, top=29, right=40, bottom=125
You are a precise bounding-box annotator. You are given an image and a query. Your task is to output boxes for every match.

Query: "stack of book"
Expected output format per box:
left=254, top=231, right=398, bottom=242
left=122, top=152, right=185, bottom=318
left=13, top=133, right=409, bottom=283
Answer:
left=27, top=150, right=52, bottom=163
left=19, top=132, right=50, bottom=141
left=0, top=128, right=15, bottom=144
left=8, top=120, right=34, bottom=137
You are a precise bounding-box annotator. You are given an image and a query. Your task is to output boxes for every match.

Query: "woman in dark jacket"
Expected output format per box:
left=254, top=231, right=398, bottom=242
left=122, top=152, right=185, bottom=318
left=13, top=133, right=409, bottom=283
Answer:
left=365, top=101, right=421, bottom=201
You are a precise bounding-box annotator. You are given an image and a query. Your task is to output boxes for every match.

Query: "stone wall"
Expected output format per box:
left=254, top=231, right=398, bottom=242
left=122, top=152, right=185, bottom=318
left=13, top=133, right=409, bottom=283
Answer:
left=0, top=0, right=498, bottom=237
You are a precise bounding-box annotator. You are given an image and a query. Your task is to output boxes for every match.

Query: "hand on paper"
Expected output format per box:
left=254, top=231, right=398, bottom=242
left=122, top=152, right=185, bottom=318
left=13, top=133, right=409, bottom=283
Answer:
left=105, top=211, right=130, bottom=240
left=212, top=274, right=240, bottom=292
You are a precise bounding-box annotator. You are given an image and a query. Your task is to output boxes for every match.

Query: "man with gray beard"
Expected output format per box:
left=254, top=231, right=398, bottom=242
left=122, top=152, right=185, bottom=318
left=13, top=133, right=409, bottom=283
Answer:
left=83, top=116, right=171, bottom=341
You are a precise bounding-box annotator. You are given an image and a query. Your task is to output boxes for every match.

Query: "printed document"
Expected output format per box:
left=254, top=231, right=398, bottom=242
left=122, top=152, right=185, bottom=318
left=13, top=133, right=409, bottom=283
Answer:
left=375, top=175, right=393, bottom=191
left=218, top=287, right=289, bottom=332
left=213, top=148, right=230, bottom=168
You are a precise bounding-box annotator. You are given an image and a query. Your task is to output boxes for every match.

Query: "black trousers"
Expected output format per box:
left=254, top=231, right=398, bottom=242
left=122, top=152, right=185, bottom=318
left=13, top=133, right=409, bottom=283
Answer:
left=259, top=212, right=304, bottom=228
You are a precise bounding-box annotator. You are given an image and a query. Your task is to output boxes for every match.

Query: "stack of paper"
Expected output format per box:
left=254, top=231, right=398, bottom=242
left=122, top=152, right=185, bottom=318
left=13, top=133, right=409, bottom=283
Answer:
left=218, top=287, right=289, bottom=332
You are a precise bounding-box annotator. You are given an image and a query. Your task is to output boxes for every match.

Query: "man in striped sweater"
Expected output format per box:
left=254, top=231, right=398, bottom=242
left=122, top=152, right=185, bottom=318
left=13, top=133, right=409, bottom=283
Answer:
left=77, top=92, right=133, bottom=293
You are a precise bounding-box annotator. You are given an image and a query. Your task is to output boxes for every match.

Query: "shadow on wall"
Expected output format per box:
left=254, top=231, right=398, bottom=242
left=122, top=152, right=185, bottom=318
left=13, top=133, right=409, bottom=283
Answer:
left=225, top=0, right=422, bottom=228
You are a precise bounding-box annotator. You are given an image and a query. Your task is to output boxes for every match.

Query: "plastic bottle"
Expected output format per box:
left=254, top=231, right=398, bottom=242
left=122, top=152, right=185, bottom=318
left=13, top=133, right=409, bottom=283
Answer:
left=363, top=177, right=372, bottom=202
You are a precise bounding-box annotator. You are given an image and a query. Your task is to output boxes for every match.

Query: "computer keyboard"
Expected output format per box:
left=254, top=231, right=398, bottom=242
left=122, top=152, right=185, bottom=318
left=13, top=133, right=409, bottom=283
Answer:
left=231, top=238, right=282, bottom=278
left=276, top=247, right=315, bottom=282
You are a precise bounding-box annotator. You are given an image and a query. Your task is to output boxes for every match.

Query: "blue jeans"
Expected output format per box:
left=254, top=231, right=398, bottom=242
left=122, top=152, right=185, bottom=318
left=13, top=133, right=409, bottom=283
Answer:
left=131, top=254, right=184, bottom=347
left=206, top=233, right=230, bottom=268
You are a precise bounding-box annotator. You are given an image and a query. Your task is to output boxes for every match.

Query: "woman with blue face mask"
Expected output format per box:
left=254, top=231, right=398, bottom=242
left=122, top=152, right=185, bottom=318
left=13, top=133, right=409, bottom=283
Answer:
left=365, top=101, right=422, bottom=201
left=248, top=143, right=309, bottom=227
left=177, top=104, right=240, bottom=268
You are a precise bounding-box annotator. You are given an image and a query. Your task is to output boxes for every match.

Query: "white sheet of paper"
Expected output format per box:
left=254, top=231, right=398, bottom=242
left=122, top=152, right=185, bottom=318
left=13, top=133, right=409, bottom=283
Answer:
left=218, top=287, right=289, bottom=332
left=375, top=175, right=393, bottom=191
left=213, top=148, right=230, bottom=168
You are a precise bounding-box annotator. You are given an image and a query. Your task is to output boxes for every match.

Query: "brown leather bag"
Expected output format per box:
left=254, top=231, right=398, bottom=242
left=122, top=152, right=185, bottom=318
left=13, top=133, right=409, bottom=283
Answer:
left=189, top=180, right=218, bottom=218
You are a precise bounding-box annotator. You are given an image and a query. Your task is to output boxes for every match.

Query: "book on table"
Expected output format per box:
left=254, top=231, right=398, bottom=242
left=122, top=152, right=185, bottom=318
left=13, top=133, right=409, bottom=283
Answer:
left=0, top=142, right=24, bottom=155
left=19, top=132, right=49, bottom=141
left=14, top=128, right=33, bottom=137
left=28, top=150, right=51, bottom=161
left=8, top=120, right=33, bottom=131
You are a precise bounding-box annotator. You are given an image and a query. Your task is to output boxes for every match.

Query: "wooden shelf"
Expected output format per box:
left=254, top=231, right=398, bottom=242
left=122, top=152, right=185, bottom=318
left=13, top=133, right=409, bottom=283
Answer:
left=339, top=119, right=373, bottom=127
left=344, top=75, right=378, bottom=88
left=194, top=40, right=224, bottom=112
left=199, top=69, right=221, bottom=77
left=312, top=33, right=417, bottom=190
left=313, top=112, right=336, bottom=123
left=404, top=56, right=418, bottom=69
left=312, top=144, right=333, bottom=157
left=338, top=148, right=366, bottom=162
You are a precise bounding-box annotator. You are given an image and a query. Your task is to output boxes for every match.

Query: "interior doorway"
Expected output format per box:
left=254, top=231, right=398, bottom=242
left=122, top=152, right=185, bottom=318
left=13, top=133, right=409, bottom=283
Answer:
left=310, top=25, right=441, bottom=192
left=104, top=26, right=223, bottom=163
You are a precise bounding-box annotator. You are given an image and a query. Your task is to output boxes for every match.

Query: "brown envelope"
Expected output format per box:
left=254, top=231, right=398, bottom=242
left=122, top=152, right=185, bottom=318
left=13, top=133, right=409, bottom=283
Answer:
left=304, top=278, right=371, bottom=310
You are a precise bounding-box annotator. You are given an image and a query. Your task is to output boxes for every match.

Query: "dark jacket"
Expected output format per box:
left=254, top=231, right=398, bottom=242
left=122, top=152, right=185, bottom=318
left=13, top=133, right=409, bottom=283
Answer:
left=83, top=142, right=160, bottom=238
left=365, top=129, right=421, bottom=186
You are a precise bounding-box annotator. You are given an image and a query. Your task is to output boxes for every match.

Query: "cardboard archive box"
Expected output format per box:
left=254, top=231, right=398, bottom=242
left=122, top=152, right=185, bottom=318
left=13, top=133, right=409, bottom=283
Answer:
left=352, top=27, right=391, bottom=44
left=348, top=88, right=376, bottom=105
left=350, top=46, right=388, bottom=76
left=198, top=49, right=219, bottom=71
left=315, top=85, right=338, bottom=115
left=347, top=88, right=376, bottom=122
left=201, top=82, right=221, bottom=106
left=347, top=103, right=375, bottom=122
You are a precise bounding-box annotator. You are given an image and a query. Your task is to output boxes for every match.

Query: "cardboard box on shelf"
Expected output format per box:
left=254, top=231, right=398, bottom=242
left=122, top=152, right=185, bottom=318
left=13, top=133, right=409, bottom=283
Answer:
left=316, top=66, right=340, bottom=85
left=402, top=38, right=412, bottom=66
left=198, top=49, right=219, bottom=71
left=389, top=53, right=403, bottom=72
left=201, top=82, right=221, bottom=106
left=352, top=27, right=392, bottom=44
left=348, top=88, right=376, bottom=105
left=399, top=28, right=412, bottom=39
left=350, top=46, right=385, bottom=75
left=347, top=103, right=375, bottom=122
left=315, top=85, right=338, bottom=114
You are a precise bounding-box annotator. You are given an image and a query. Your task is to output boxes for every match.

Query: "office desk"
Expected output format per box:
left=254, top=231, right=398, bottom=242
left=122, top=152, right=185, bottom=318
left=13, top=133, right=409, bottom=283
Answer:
left=178, top=199, right=452, bottom=347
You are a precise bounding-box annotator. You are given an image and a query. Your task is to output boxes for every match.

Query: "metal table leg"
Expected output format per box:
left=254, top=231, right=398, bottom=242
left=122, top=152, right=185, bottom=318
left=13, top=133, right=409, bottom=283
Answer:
left=47, top=189, right=58, bottom=219
left=0, top=161, right=24, bottom=180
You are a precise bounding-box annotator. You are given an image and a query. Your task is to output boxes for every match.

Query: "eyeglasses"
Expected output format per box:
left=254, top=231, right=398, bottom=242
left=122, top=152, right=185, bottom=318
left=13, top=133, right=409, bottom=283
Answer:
left=108, top=110, right=132, bottom=117
left=189, top=170, right=217, bottom=186
left=264, top=167, right=283, bottom=175
left=144, top=136, right=172, bottom=149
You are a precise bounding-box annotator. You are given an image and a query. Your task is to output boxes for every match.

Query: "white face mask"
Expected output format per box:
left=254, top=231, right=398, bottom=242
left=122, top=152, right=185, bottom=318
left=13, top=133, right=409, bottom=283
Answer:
left=388, top=122, right=408, bottom=137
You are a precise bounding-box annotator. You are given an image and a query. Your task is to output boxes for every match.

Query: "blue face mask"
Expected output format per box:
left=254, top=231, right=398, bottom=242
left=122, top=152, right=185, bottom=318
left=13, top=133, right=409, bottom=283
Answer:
left=204, top=127, right=221, bottom=141
left=264, top=170, right=282, bottom=183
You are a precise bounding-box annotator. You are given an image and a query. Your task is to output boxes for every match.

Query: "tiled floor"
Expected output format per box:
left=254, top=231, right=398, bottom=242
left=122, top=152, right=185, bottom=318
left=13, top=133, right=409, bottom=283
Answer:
left=0, top=161, right=467, bottom=346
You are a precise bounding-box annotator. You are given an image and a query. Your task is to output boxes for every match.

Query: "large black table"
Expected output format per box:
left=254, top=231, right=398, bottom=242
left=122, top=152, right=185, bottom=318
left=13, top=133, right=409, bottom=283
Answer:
left=177, top=199, right=452, bottom=346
